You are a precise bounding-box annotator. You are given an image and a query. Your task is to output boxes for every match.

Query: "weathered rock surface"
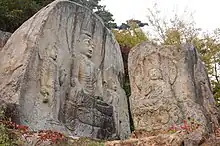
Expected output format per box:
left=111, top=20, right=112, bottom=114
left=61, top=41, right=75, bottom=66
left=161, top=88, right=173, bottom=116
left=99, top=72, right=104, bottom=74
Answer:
left=128, top=42, right=220, bottom=144
left=105, top=132, right=185, bottom=146
left=0, top=0, right=130, bottom=139
left=105, top=130, right=220, bottom=146
left=0, top=30, right=11, bottom=49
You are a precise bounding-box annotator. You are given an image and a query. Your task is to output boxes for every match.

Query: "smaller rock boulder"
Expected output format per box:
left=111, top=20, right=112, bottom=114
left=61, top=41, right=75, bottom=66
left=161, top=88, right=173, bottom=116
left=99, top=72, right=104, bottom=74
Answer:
left=128, top=42, right=220, bottom=144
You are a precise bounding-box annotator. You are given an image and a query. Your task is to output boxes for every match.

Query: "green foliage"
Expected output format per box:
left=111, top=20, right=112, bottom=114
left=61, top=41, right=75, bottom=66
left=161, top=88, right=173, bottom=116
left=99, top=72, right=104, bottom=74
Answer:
left=0, top=109, right=22, bottom=146
left=0, top=124, right=22, bottom=146
left=0, top=0, right=41, bottom=32
left=0, top=124, right=12, bottom=146
left=112, top=20, right=148, bottom=48
left=0, top=0, right=115, bottom=32
left=94, top=6, right=116, bottom=29
left=71, top=0, right=102, bottom=10
left=71, top=0, right=116, bottom=28
left=164, top=29, right=181, bottom=46
left=34, top=0, right=54, bottom=6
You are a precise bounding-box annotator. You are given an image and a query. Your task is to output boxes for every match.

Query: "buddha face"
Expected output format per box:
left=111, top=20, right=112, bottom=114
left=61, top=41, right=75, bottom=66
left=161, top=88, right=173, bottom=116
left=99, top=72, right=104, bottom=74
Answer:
left=80, top=35, right=94, bottom=58
left=149, top=68, right=162, bottom=80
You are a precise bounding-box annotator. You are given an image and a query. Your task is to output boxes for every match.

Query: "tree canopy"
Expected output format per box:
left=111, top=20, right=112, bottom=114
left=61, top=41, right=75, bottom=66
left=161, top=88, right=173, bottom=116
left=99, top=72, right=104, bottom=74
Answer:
left=0, top=0, right=40, bottom=32
left=0, top=0, right=116, bottom=32
left=112, top=19, right=148, bottom=48
left=71, top=0, right=116, bottom=28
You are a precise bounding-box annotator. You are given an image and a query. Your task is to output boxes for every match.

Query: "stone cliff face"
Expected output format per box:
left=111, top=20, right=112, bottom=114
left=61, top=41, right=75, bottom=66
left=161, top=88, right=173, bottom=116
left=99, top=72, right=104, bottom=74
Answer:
left=128, top=42, right=220, bottom=144
left=0, top=0, right=130, bottom=140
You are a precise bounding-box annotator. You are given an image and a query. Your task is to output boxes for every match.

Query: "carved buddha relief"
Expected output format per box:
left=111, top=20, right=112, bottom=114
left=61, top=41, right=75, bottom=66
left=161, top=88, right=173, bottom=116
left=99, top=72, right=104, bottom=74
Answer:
left=61, top=30, right=115, bottom=139
left=39, top=44, right=58, bottom=104
left=71, top=31, right=96, bottom=96
left=133, top=53, right=183, bottom=131
left=63, top=31, right=97, bottom=125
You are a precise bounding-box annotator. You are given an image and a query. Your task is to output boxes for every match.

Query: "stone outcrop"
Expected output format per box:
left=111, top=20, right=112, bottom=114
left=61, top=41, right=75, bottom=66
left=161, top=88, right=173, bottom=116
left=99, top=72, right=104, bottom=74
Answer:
left=105, top=132, right=185, bottom=146
left=128, top=42, right=220, bottom=144
left=105, top=130, right=220, bottom=146
left=0, top=30, right=11, bottom=49
left=0, top=0, right=130, bottom=139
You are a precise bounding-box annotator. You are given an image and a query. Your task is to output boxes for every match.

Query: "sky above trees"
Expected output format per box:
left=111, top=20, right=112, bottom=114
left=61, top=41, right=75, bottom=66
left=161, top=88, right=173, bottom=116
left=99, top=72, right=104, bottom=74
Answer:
left=101, top=0, right=220, bottom=32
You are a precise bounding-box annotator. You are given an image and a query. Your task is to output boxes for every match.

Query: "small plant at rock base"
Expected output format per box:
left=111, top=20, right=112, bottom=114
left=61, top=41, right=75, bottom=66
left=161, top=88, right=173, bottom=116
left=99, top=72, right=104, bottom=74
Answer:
left=0, top=120, right=24, bottom=145
left=168, top=124, right=179, bottom=134
left=214, top=127, right=220, bottom=137
left=35, top=130, right=66, bottom=145
left=0, top=120, right=29, bottom=132
left=0, top=123, right=11, bottom=146
left=168, top=117, right=201, bottom=134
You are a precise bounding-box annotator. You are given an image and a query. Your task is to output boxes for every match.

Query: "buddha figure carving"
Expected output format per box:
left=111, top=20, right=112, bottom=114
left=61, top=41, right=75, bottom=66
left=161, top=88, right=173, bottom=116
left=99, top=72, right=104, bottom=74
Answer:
left=71, top=31, right=97, bottom=97
left=61, top=31, right=115, bottom=139
left=133, top=55, right=183, bottom=132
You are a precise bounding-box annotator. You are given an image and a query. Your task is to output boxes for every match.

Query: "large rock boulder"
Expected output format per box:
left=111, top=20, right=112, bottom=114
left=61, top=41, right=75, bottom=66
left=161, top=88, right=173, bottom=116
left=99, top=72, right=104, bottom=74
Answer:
left=0, top=0, right=130, bottom=140
left=0, top=30, right=11, bottom=49
left=128, top=42, right=220, bottom=144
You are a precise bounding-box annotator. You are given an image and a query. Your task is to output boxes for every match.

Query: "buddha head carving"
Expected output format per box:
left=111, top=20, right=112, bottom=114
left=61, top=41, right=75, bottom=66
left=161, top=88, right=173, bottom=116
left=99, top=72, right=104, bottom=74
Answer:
left=108, top=78, right=117, bottom=91
left=149, top=68, right=162, bottom=80
left=78, top=31, right=95, bottom=58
